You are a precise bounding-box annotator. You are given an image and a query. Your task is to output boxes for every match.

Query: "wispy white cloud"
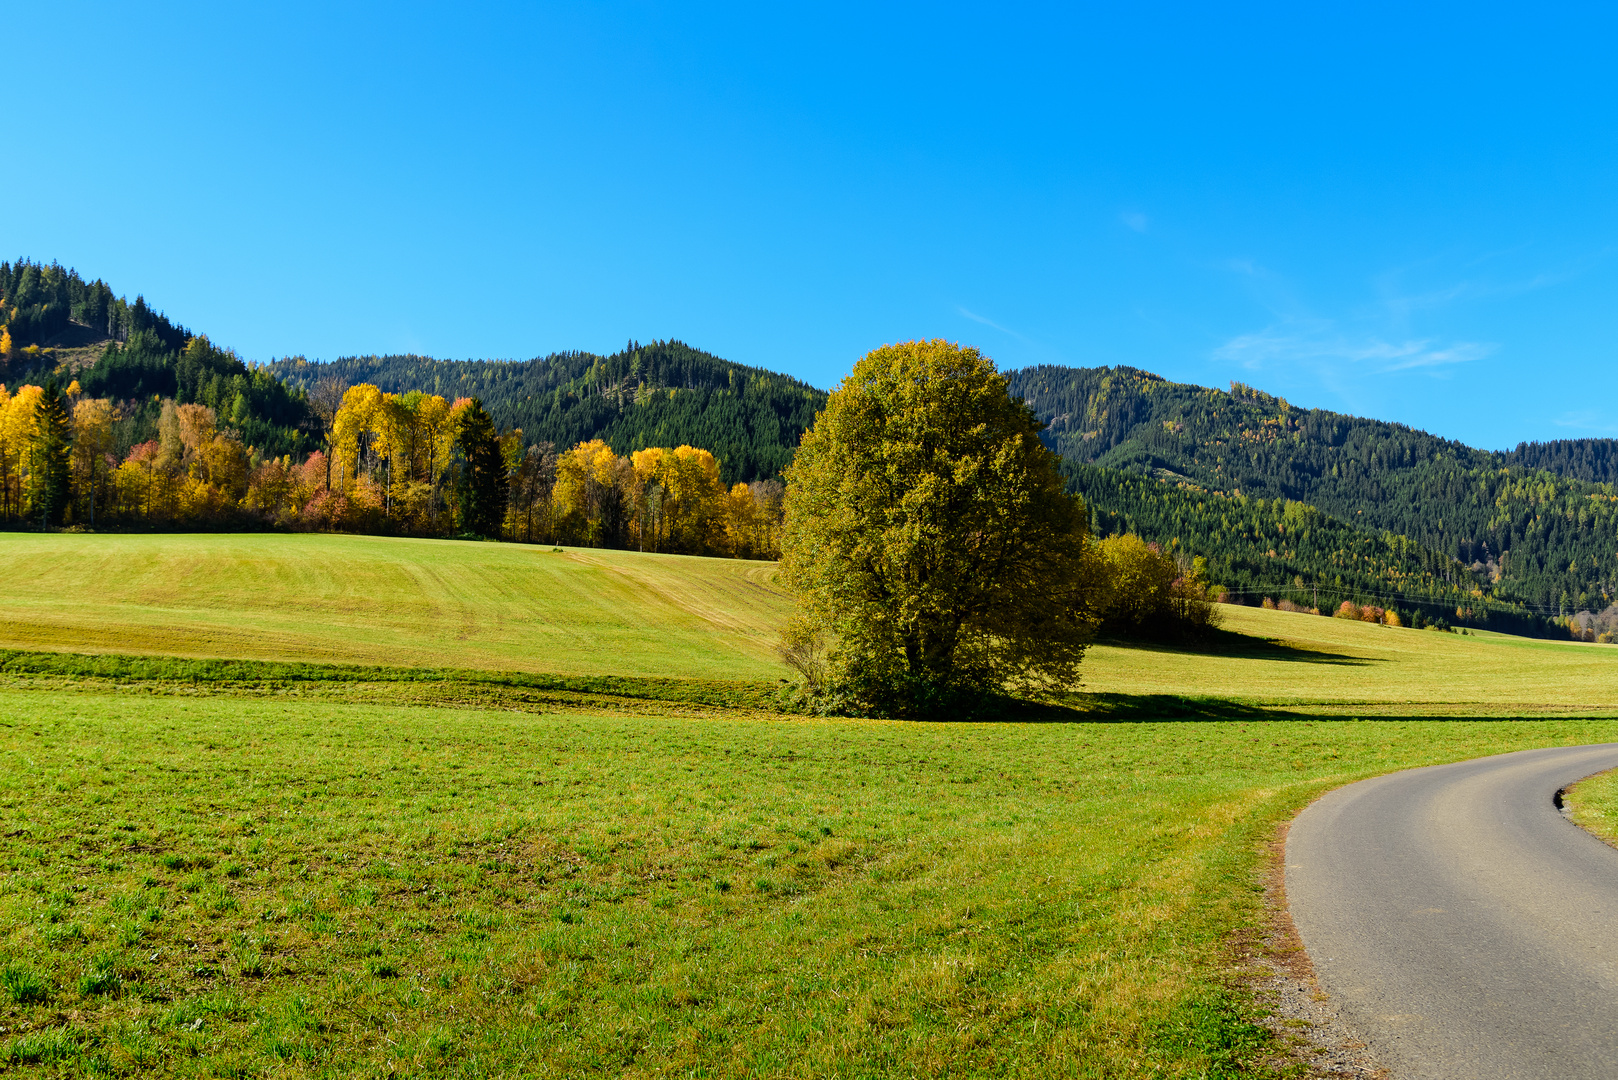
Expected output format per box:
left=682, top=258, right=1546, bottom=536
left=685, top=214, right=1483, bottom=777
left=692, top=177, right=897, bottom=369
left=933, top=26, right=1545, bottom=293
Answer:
left=1371, top=249, right=1611, bottom=328
left=1213, top=322, right=1493, bottom=375
left=956, top=305, right=1035, bottom=345
left=1380, top=341, right=1493, bottom=371
left=1552, top=410, right=1618, bottom=433
left=1120, top=211, right=1149, bottom=234
left=1377, top=273, right=1572, bottom=325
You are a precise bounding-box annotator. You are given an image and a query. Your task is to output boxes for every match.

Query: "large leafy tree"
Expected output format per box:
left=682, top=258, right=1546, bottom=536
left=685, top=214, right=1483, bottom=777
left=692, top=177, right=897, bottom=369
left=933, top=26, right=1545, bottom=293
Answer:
left=780, top=339, right=1102, bottom=716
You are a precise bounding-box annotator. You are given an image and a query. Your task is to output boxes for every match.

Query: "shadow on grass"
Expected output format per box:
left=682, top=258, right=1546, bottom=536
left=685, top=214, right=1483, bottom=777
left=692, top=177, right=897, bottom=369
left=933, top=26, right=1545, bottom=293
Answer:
left=988, top=694, right=1307, bottom=724
left=0, top=649, right=781, bottom=711
left=1097, top=626, right=1378, bottom=666
left=981, top=697, right=1592, bottom=724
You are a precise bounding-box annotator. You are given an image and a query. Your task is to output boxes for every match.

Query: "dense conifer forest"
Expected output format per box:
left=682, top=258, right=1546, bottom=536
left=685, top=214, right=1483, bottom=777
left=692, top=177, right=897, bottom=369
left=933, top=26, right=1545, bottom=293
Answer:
left=1009, top=365, right=1618, bottom=620
left=1064, top=461, right=1547, bottom=634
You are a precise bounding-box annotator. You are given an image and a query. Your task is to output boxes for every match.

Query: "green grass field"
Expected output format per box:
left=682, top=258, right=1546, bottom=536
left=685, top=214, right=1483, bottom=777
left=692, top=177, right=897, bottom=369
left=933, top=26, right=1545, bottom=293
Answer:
left=4, top=691, right=1618, bottom=1077
left=4, top=532, right=1618, bottom=1076
left=1562, top=766, right=1618, bottom=848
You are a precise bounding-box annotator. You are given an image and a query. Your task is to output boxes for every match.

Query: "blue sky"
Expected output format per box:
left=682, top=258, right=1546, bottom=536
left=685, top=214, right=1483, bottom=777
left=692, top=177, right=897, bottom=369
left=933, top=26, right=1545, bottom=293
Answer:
left=6, top=2, right=1616, bottom=449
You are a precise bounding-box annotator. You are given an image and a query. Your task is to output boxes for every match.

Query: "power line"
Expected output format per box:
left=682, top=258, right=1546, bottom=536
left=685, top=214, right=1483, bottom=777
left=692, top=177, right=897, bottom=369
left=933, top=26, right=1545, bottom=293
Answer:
left=1214, top=581, right=1580, bottom=621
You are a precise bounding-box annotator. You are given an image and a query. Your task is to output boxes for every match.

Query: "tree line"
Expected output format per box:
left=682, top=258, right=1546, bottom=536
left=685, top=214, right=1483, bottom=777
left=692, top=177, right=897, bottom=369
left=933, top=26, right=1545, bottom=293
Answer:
left=0, top=376, right=782, bottom=558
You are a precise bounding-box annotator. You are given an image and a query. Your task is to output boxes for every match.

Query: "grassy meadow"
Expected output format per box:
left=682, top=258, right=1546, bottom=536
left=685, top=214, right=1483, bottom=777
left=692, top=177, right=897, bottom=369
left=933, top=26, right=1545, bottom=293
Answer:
left=1563, top=767, right=1618, bottom=848
left=3, top=533, right=1618, bottom=1076
left=2, top=533, right=1615, bottom=714
left=5, top=692, right=1618, bottom=1077
left=1084, top=604, right=1618, bottom=716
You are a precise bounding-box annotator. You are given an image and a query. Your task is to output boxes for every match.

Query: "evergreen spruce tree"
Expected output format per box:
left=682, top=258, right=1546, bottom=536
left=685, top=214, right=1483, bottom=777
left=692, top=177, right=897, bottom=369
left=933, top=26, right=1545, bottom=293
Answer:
left=453, top=399, right=508, bottom=536
left=31, top=379, right=72, bottom=527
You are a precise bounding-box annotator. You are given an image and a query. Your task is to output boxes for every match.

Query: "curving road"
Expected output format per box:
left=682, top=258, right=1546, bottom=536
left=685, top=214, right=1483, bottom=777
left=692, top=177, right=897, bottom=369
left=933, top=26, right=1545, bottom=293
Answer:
left=1287, top=744, right=1618, bottom=1079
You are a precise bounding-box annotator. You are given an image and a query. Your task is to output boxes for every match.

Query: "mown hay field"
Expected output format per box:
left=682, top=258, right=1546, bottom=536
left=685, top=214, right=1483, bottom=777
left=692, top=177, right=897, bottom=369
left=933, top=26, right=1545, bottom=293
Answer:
left=0, top=533, right=788, bottom=681
left=1082, top=604, right=1618, bottom=716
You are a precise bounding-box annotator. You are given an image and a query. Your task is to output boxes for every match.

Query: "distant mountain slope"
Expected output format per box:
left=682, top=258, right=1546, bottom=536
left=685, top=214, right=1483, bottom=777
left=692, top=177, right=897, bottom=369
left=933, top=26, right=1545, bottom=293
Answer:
left=1007, top=365, right=1618, bottom=614
left=1063, top=461, right=1551, bottom=632
left=268, top=342, right=828, bottom=484
left=8, top=255, right=1608, bottom=633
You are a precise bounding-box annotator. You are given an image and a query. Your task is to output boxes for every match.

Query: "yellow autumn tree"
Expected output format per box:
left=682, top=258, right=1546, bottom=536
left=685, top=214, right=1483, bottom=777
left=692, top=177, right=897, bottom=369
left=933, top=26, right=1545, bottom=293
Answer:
left=330, top=384, right=385, bottom=492
left=0, top=384, right=42, bottom=521
left=721, top=482, right=756, bottom=556
left=629, top=445, right=724, bottom=553
left=70, top=397, right=116, bottom=526
left=554, top=439, right=633, bottom=546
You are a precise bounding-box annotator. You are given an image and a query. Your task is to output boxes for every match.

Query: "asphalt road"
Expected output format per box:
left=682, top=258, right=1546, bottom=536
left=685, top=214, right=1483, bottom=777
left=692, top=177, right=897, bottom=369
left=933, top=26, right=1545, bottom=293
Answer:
left=1287, top=744, right=1618, bottom=1079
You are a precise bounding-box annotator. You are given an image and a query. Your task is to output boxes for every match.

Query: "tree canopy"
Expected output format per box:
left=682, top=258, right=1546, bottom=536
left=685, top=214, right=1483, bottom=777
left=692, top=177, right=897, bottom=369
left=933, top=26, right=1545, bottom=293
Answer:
left=780, top=340, right=1101, bottom=716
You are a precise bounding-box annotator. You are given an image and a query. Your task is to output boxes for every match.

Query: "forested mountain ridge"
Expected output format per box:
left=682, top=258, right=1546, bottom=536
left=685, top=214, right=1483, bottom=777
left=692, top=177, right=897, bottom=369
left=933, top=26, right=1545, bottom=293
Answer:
left=1008, top=364, right=1618, bottom=615
left=0, top=259, right=188, bottom=354
left=1503, top=439, right=1618, bottom=486
left=1, top=259, right=316, bottom=458
left=1063, top=461, right=1548, bottom=632
left=267, top=343, right=827, bottom=484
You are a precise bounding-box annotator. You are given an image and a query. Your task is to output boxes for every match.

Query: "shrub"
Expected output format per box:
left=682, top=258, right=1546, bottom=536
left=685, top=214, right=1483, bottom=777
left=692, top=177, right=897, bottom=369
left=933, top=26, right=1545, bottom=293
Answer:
left=1260, top=597, right=1276, bottom=610
left=1094, top=534, right=1222, bottom=640
left=774, top=617, right=829, bottom=697
left=1335, top=601, right=1360, bottom=620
